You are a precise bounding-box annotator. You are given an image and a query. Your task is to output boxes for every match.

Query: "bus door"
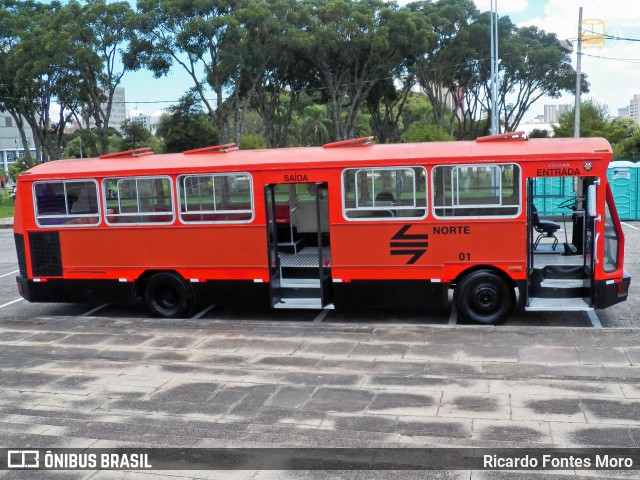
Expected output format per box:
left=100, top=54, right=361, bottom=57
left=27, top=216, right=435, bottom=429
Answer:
left=265, top=185, right=281, bottom=307
left=584, top=180, right=598, bottom=303
left=265, top=182, right=333, bottom=310
left=526, top=176, right=594, bottom=312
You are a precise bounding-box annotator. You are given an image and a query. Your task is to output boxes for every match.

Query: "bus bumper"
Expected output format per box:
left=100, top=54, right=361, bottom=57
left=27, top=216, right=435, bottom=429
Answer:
left=16, top=276, right=136, bottom=305
left=593, top=271, right=631, bottom=309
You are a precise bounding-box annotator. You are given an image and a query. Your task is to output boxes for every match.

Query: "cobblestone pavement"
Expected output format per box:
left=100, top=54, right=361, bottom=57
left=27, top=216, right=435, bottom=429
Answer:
left=0, top=316, right=639, bottom=479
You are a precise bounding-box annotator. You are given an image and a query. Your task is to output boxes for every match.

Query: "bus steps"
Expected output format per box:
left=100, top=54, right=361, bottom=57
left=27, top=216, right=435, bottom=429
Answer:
left=277, top=239, right=304, bottom=254
left=274, top=298, right=334, bottom=310
left=525, top=297, right=592, bottom=312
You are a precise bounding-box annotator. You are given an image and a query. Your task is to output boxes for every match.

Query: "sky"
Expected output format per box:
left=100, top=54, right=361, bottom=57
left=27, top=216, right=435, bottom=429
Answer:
left=120, top=0, right=640, bottom=123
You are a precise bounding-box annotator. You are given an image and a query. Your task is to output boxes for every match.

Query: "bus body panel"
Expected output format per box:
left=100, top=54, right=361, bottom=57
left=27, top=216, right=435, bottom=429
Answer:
left=57, top=226, right=268, bottom=281
left=329, top=221, right=527, bottom=281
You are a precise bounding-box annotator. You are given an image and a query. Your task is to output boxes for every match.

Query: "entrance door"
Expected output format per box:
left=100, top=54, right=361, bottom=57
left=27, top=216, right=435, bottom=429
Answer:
left=526, top=177, right=593, bottom=312
left=265, top=182, right=332, bottom=309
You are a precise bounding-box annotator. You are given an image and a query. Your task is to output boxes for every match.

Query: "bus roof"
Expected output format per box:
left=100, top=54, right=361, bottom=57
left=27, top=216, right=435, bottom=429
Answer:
left=21, top=136, right=613, bottom=180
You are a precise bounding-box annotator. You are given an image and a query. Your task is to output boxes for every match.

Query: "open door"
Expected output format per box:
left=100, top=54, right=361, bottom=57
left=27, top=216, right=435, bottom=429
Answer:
left=264, top=185, right=281, bottom=307
left=266, top=182, right=333, bottom=309
left=314, top=183, right=332, bottom=308
left=526, top=176, right=595, bottom=312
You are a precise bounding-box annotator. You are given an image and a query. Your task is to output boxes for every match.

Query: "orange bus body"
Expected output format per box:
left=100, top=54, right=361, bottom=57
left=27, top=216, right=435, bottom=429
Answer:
left=13, top=134, right=630, bottom=324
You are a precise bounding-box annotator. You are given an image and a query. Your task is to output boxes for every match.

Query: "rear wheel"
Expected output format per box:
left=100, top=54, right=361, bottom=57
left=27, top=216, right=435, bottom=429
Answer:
left=454, top=270, right=514, bottom=325
left=143, top=272, right=193, bottom=318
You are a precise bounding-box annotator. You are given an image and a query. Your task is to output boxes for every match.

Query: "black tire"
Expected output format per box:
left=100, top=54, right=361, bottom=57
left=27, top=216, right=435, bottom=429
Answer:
left=454, top=270, right=514, bottom=325
left=143, top=272, right=193, bottom=318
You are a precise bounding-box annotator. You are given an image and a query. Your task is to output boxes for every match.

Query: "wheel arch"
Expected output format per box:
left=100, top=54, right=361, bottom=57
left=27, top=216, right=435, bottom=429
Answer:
left=135, top=269, right=191, bottom=299
left=452, top=265, right=518, bottom=291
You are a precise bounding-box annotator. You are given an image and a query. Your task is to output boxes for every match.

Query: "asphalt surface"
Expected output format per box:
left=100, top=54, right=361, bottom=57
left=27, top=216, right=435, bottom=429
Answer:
left=0, top=220, right=638, bottom=479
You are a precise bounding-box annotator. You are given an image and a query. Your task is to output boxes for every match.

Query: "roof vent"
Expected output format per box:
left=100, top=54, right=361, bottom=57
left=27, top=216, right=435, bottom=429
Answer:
left=476, top=131, right=527, bottom=143
left=323, top=137, right=374, bottom=148
left=99, top=147, right=154, bottom=159
left=184, top=143, right=238, bottom=155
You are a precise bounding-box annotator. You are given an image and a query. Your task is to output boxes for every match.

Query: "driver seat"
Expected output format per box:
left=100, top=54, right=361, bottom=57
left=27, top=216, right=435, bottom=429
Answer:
left=532, top=205, right=560, bottom=250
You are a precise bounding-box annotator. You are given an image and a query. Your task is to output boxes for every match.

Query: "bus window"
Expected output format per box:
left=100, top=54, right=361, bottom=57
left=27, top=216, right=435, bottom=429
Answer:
left=342, top=166, right=427, bottom=220
left=104, top=176, right=174, bottom=225
left=34, top=180, right=100, bottom=227
left=432, top=164, right=520, bottom=218
left=178, top=173, right=253, bottom=223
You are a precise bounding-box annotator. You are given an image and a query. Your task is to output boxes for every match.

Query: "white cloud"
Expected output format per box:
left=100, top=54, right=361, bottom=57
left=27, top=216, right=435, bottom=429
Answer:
left=473, top=0, right=528, bottom=15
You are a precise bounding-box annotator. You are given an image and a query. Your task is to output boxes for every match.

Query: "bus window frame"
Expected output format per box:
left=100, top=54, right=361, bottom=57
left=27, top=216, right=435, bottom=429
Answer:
left=33, top=179, right=101, bottom=228
left=341, top=166, right=428, bottom=221
left=103, top=175, right=175, bottom=226
left=177, top=172, right=255, bottom=225
left=432, top=163, right=521, bottom=219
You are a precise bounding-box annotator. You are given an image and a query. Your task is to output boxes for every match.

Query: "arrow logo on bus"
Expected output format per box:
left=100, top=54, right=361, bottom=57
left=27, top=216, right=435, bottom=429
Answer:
left=390, top=225, right=429, bottom=264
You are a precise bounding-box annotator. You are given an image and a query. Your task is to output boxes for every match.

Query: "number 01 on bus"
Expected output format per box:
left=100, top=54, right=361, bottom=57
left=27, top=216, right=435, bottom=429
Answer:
left=12, top=133, right=630, bottom=324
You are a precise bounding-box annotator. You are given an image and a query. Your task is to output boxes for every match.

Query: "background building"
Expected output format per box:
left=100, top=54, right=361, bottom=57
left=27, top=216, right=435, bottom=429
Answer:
left=543, top=104, right=572, bottom=123
left=0, top=115, right=36, bottom=178
left=630, top=94, right=640, bottom=124
left=87, top=86, right=127, bottom=132
left=618, top=106, right=630, bottom=118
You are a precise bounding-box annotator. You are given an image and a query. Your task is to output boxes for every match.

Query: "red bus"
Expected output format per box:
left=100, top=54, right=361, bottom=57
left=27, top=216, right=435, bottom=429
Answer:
left=12, top=132, right=630, bottom=324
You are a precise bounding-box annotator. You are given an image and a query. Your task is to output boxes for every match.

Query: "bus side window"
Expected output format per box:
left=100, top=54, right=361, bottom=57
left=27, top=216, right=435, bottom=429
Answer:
left=179, top=173, right=254, bottom=223
left=342, top=167, right=427, bottom=220
left=35, top=180, right=100, bottom=227
left=432, top=164, right=520, bottom=218
left=103, top=176, right=174, bottom=225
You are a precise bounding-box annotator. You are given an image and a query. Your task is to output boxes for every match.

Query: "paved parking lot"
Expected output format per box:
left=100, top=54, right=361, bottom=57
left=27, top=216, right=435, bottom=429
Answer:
left=0, top=224, right=638, bottom=479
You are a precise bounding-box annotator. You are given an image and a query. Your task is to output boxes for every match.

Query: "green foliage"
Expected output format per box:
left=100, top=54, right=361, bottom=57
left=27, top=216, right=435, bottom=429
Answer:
left=553, top=99, right=609, bottom=138
left=8, top=157, right=32, bottom=179
left=155, top=91, right=218, bottom=153
left=404, top=122, right=454, bottom=142
left=528, top=128, right=550, bottom=138
left=2, top=0, right=591, bottom=148
left=118, top=120, right=163, bottom=152
left=239, top=134, right=267, bottom=150
left=553, top=99, right=640, bottom=160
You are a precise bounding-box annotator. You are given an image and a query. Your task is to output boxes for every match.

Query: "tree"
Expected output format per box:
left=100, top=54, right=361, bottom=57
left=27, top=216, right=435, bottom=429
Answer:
left=304, top=0, right=406, bottom=141
left=118, top=120, right=162, bottom=152
left=553, top=99, right=609, bottom=138
left=0, top=0, right=84, bottom=162
left=132, top=0, right=247, bottom=144
left=528, top=128, right=550, bottom=138
left=239, top=0, right=313, bottom=148
left=299, top=104, right=332, bottom=146
left=64, top=0, right=138, bottom=155
left=363, top=6, right=427, bottom=143
left=404, top=122, right=454, bottom=142
left=155, top=91, right=218, bottom=153
left=408, top=0, right=476, bottom=132
left=496, top=22, right=580, bottom=133
left=614, top=133, right=640, bottom=161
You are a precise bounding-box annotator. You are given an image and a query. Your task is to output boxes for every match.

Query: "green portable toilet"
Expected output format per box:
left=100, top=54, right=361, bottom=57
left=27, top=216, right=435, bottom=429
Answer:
left=607, top=161, right=638, bottom=220
left=533, top=176, right=575, bottom=216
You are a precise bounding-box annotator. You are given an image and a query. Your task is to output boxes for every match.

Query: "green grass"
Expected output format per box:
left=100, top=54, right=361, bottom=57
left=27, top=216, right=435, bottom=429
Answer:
left=0, top=193, right=15, bottom=219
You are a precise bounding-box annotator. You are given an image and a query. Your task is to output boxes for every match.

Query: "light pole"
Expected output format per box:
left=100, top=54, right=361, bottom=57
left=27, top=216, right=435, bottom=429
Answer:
left=574, top=7, right=583, bottom=138
left=490, top=0, right=499, bottom=135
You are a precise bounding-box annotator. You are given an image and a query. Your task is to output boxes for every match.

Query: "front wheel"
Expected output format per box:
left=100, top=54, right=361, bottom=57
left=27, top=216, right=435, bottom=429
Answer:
left=454, top=270, right=514, bottom=325
left=143, top=272, right=193, bottom=318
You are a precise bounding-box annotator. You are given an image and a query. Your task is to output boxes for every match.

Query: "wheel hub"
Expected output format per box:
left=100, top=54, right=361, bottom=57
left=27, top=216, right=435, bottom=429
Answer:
left=471, top=285, right=499, bottom=313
